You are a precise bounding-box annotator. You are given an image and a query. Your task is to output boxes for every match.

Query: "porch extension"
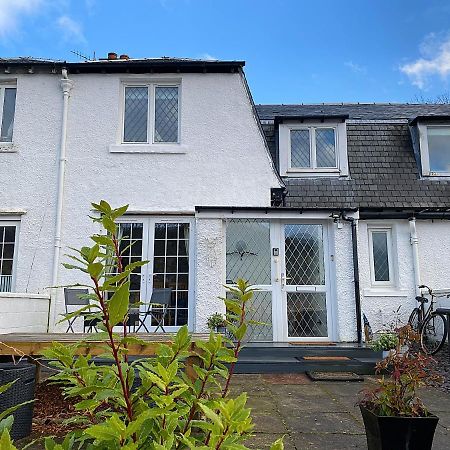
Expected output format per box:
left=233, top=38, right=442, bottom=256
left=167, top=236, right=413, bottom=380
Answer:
left=235, top=343, right=382, bottom=375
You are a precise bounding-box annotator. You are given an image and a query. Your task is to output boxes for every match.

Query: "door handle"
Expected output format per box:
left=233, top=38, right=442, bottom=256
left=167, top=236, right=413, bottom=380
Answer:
left=281, top=273, right=291, bottom=288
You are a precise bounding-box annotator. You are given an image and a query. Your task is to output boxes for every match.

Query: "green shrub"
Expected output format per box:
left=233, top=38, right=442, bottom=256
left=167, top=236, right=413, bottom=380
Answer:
left=370, top=332, right=399, bottom=352
left=0, top=201, right=283, bottom=449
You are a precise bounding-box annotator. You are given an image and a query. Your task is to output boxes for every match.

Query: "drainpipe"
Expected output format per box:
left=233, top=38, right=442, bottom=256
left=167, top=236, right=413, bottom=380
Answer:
left=48, top=69, right=74, bottom=331
left=341, top=213, right=363, bottom=345
left=409, top=217, right=421, bottom=297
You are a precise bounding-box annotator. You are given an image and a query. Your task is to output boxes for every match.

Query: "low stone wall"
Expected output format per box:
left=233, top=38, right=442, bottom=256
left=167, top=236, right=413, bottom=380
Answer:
left=0, top=293, right=50, bottom=334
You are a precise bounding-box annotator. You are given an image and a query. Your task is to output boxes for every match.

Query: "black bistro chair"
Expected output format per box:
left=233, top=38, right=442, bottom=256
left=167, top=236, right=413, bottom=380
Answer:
left=135, top=288, right=172, bottom=333
left=64, top=288, right=99, bottom=333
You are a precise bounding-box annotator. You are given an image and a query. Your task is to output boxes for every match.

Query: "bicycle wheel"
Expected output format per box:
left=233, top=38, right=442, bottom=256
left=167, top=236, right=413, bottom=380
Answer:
left=420, top=313, right=448, bottom=355
left=408, top=308, right=421, bottom=332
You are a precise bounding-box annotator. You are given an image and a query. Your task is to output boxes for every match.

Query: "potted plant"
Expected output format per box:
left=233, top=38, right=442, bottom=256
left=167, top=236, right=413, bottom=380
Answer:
left=358, top=325, right=442, bottom=450
left=370, top=332, right=399, bottom=358
left=207, top=312, right=227, bottom=333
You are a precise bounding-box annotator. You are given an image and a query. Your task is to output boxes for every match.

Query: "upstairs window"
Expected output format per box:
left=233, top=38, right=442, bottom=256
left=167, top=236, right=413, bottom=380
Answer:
left=0, top=84, right=17, bottom=143
left=418, top=124, right=450, bottom=176
left=279, top=121, right=348, bottom=177
left=122, top=84, right=179, bottom=144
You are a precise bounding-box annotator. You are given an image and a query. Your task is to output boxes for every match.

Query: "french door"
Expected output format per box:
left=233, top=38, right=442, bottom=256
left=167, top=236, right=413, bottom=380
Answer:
left=115, top=217, right=194, bottom=331
left=278, top=222, right=332, bottom=341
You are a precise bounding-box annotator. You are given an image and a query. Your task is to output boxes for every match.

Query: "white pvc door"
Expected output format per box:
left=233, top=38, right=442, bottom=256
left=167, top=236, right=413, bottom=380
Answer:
left=280, top=223, right=331, bottom=341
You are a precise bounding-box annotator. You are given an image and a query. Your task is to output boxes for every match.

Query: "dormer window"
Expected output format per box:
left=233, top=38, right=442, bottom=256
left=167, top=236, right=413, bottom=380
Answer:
left=418, top=124, right=450, bottom=176
left=279, top=121, right=348, bottom=177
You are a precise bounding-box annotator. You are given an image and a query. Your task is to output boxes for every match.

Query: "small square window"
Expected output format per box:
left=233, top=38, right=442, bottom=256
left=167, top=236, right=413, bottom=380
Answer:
left=121, top=84, right=179, bottom=145
left=426, top=126, right=450, bottom=173
left=279, top=122, right=347, bottom=177
left=0, top=86, right=17, bottom=143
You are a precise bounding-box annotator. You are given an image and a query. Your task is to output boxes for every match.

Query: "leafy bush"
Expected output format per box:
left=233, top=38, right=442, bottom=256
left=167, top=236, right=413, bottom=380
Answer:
left=0, top=201, right=283, bottom=449
left=206, top=313, right=226, bottom=331
left=370, top=332, right=399, bottom=352
left=359, top=325, right=442, bottom=417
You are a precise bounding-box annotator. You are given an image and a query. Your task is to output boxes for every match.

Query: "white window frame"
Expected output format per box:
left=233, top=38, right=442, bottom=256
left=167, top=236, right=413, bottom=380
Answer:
left=279, top=121, right=348, bottom=177
left=0, top=220, right=20, bottom=293
left=367, top=226, right=395, bottom=288
left=0, top=81, right=17, bottom=147
left=120, top=82, right=181, bottom=145
left=418, top=123, right=450, bottom=177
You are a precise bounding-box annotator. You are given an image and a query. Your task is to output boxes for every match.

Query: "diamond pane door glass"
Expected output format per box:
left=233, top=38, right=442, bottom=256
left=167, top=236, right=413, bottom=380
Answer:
left=372, top=231, right=390, bottom=282
left=244, top=291, right=273, bottom=342
left=226, top=219, right=271, bottom=285
left=113, top=223, right=144, bottom=305
left=285, top=224, right=325, bottom=286
left=153, top=223, right=189, bottom=326
left=154, top=86, right=178, bottom=143
left=287, top=293, right=328, bottom=337
left=124, top=86, right=148, bottom=143
left=427, top=127, right=450, bottom=172
left=290, top=129, right=310, bottom=168
left=0, top=225, right=16, bottom=292
left=316, top=128, right=336, bottom=168
left=0, top=88, right=16, bottom=142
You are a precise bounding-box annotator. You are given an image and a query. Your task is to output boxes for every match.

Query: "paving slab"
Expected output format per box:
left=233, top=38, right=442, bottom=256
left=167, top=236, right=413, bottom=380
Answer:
left=292, top=432, right=367, bottom=449
left=284, top=412, right=364, bottom=434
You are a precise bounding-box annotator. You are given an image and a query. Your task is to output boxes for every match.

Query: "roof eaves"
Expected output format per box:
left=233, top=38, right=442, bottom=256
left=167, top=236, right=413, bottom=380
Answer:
left=274, top=114, right=349, bottom=125
left=409, top=115, right=450, bottom=126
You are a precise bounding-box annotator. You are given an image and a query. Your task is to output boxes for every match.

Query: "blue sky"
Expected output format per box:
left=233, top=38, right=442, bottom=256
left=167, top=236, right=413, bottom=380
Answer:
left=2, top=0, right=450, bottom=104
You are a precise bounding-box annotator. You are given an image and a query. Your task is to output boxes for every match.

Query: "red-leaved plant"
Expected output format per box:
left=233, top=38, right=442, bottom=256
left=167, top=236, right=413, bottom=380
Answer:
left=358, top=325, right=443, bottom=417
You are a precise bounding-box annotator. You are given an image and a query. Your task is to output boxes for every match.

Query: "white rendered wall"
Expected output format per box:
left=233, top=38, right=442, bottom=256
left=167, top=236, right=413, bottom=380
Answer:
left=359, top=220, right=419, bottom=335
left=0, top=71, right=281, bottom=330
left=0, top=293, right=50, bottom=333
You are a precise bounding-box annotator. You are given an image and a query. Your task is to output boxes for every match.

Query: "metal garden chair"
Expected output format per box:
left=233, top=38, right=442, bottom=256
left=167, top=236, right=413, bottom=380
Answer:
left=135, top=288, right=172, bottom=333
left=64, top=288, right=99, bottom=333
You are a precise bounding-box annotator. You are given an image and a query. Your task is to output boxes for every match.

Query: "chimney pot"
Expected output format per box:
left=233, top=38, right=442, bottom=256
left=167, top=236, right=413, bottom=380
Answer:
left=108, top=52, right=117, bottom=60
left=119, top=54, right=129, bottom=60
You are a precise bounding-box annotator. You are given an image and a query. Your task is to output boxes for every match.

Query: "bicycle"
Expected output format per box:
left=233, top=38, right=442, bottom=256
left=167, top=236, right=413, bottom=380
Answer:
left=408, top=284, right=449, bottom=355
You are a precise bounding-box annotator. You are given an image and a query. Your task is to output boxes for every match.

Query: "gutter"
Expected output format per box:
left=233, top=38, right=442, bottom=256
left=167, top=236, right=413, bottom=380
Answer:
left=49, top=69, right=74, bottom=331
left=341, top=212, right=363, bottom=345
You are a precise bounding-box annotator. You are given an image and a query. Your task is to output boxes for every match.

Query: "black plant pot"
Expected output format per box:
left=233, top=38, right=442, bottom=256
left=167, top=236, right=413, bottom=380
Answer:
left=0, top=362, right=36, bottom=440
left=360, top=405, right=439, bottom=450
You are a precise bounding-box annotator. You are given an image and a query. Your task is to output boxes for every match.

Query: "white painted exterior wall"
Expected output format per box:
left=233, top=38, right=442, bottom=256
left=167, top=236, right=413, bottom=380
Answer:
left=358, top=219, right=450, bottom=336
left=0, top=293, right=50, bottom=333
left=0, top=70, right=281, bottom=332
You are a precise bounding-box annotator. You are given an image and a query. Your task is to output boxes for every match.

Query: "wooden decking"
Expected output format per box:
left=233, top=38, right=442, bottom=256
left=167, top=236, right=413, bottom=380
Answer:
left=0, top=332, right=210, bottom=357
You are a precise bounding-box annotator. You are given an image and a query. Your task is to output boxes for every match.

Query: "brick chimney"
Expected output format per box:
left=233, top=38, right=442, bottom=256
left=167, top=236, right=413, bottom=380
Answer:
left=107, top=52, right=117, bottom=60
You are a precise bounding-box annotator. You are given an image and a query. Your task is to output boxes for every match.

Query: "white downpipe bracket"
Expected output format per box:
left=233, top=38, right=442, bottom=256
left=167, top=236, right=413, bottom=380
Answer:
left=409, top=218, right=421, bottom=297
left=49, top=70, right=74, bottom=331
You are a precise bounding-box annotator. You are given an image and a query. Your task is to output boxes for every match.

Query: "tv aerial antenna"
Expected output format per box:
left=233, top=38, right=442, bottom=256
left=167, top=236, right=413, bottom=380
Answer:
left=70, top=50, right=96, bottom=61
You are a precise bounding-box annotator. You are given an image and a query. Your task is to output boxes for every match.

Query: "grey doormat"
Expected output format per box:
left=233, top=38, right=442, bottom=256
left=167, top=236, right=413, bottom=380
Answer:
left=306, top=371, right=364, bottom=382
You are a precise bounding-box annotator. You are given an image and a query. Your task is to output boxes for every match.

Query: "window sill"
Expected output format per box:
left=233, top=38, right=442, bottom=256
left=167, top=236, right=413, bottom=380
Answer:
left=363, top=288, right=408, bottom=297
left=283, top=170, right=343, bottom=178
left=0, top=143, right=16, bottom=153
left=109, top=144, right=187, bottom=154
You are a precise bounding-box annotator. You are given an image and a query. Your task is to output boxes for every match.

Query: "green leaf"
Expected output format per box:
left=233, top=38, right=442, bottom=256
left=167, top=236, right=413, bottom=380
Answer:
left=235, top=323, right=247, bottom=341
left=270, top=437, right=285, bottom=450
left=0, top=415, right=13, bottom=434
left=108, top=281, right=130, bottom=327
left=0, top=400, right=34, bottom=422
left=0, top=428, right=17, bottom=450
left=87, top=262, right=103, bottom=278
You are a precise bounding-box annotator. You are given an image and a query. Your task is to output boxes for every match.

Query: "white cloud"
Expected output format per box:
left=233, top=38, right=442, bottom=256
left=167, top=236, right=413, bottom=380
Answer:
left=400, top=32, right=450, bottom=89
left=57, top=15, right=86, bottom=43
left=0, top=0, right=43, bottom=39
left=344, top=61, right=367, bottom=74
left=198, top=53, right=217, bottom=61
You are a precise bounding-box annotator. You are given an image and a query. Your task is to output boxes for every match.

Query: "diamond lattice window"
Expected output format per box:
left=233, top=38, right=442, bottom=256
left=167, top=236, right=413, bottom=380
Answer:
left=290, top=129, right=310, bottom=168
left=287, top=292, right=328, bottom=337
left=226, top=219, right=271, bottom=285
left=0, top=86, right=16, bottom=143
left=154, top=87, right=179, bottom=143
left=245, top=291, right=273, bottom=342
left=316, top=128, right=336, bottom=167
left=371, top=231, right=390, bottom=282
left=123, top=87, right=148, bottom=143
left=285, top=224, right=325, bottom=286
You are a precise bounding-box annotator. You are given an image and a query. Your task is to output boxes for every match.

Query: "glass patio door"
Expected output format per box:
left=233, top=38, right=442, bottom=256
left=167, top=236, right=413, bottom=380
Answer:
left=280, top=223, right=331, bottom=341
left=115, top=217, right=194, bottom=331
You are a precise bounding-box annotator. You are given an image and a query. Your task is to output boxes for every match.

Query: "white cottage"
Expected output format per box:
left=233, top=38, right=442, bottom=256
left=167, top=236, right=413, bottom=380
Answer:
left=1, top=56, right=450, bottom=351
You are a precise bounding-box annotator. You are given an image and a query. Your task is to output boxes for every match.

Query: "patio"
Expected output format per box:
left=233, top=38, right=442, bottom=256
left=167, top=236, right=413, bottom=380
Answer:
left=230, top=374, right=450, bottom=450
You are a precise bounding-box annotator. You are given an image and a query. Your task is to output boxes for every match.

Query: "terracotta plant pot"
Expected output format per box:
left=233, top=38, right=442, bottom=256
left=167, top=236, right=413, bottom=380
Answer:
left=360, top=405, right=439, bottom=450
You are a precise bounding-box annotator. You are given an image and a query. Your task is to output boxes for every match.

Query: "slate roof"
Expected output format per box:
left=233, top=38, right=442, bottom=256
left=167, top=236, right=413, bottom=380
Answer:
left=257, top=103, right=450, bottom=121
left=256, top=104, right=450, bottom=210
